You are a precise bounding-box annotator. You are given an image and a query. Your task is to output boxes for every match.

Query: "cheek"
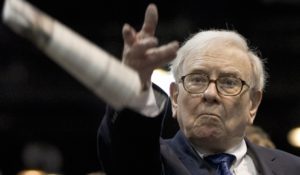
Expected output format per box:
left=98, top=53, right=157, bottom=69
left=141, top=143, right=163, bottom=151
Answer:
left=227, top=101, right=245, bottom=117
left=176, top=92, right=200, bottom=129
left=225, top=97, right=251, bottom=130
left=177, top=92, right=199, bottom=114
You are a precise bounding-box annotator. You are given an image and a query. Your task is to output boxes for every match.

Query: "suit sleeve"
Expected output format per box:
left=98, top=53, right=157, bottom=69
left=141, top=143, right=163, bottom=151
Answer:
left=97, top=86, right=171, bottom=175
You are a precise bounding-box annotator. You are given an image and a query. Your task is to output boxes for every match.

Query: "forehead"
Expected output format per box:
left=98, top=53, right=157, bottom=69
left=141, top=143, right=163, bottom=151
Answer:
left=182, top=45, right=252, bottom=78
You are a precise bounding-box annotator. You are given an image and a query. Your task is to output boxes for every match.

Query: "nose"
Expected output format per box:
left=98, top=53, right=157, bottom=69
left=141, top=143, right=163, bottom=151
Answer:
left=202, top=81, right=219, bottom=103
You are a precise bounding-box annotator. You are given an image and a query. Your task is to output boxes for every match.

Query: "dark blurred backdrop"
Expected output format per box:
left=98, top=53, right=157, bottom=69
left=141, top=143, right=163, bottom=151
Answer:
left=1, top=0, right=300, bottom=174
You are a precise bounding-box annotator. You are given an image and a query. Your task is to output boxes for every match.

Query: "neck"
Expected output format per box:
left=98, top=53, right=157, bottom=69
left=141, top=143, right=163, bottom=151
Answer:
left=191, top=137, right=244, bottom=155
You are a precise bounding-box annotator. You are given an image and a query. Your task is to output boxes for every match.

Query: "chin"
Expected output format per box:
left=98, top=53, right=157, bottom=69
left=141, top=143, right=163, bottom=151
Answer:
left=192, top=127, right=225, bottom=140
left=190, top=136, right=228, bottom=153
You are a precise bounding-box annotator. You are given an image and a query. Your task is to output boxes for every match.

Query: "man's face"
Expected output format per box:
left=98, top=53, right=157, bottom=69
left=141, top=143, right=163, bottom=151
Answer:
left=170, top=44, right=262, bottom=152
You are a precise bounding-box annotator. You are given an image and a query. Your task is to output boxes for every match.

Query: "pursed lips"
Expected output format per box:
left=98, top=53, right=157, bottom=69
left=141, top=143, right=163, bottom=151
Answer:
left=198, top=113, right=220, bottom=118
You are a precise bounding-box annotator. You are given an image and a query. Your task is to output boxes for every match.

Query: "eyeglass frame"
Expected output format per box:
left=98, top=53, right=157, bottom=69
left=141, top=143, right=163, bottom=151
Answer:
left=179, top=73, right=250, bottom=96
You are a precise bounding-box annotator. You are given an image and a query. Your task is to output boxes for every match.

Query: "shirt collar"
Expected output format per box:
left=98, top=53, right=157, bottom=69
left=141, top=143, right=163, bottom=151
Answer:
left=193, top=139, right=247, bottom=167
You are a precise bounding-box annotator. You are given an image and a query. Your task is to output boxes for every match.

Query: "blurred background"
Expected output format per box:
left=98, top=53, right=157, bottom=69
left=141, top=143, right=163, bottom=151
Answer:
left=1, top=0, right=300, bottom=174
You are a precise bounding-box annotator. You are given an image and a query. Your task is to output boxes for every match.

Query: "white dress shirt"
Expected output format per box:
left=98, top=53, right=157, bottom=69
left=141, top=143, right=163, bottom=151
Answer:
left=195, top=140, right=258, bottom=175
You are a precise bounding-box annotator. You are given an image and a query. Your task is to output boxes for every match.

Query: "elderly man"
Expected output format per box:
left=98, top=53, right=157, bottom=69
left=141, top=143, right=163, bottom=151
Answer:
left=98, top=4, right=300, bottom=175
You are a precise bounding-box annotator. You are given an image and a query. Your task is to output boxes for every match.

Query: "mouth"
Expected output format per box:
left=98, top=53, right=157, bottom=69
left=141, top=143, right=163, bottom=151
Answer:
left=194, top=113, right=223, bottom=128
left=199, top=113, right=220, bottom=118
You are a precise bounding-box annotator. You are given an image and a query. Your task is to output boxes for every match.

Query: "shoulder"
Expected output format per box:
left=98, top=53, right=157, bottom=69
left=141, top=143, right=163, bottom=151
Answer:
left=247, top=140, right=300, bottom=168
left=249, top=139, right=299, bottom=159
left=246, top=140, right=300, bottom=174
left=252, top=141, right=300, bottom=159
left=264, top=146, right=300, bottom=161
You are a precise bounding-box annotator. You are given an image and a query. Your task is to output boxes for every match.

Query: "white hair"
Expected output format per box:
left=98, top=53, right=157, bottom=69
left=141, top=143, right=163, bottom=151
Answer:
left=171, top=29, right=267, bottom=92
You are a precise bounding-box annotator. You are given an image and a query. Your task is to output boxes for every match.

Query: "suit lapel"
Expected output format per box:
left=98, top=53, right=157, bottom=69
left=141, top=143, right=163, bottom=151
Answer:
left=246, top=139, right=279, bottom=175
left=167, top=131, right=212, bottom=175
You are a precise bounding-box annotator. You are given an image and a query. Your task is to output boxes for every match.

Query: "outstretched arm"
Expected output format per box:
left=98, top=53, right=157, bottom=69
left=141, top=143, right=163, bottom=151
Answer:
left=98, top=4, right=177, bottom=175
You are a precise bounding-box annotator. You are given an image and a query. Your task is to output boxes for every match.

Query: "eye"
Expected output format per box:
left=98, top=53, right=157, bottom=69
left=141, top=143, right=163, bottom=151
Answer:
left=218, top=77, right=240, bottom=88
left=188, top=74, right=208, bottom=84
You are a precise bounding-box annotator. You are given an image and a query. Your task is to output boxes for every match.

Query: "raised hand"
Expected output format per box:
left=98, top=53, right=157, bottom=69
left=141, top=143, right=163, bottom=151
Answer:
left=122, top=4, right=179, bottom=90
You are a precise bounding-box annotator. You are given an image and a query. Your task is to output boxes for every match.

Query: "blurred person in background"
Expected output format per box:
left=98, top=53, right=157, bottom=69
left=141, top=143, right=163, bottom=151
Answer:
left=246, top=125, right=276, bottom=149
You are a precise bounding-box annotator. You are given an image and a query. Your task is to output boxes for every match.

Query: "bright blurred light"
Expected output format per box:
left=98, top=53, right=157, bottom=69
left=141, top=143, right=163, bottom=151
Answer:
left=287, top=127, right=300, bottom=147
left=17, top=170, right=62, bottom=175
left=17, top=170, right=46, bottom=175
left=151, top=69, right=174, bottom=96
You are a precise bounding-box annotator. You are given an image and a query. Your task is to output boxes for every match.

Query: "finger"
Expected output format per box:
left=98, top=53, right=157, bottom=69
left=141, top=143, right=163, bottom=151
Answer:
left=141, top=4, right=158, bottom=37
left=132, top=37, right=159, bottom=55
left=146, top=41, right=179, bottom=66
left=122, top=23, right=136, bottom=46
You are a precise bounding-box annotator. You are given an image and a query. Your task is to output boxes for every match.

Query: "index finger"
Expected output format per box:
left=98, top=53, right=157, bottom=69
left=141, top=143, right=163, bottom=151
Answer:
left=141, top=4, right=158, bottom=36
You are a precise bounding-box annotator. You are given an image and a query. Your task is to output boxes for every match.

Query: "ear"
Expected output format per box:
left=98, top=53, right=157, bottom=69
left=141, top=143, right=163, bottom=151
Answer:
left=248, top=90, right=263, bottom=124
left=170, top=82, right=179, bottom=118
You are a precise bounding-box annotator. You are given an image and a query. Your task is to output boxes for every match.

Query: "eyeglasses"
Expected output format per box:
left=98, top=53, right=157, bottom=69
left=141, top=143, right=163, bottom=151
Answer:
left=180, top=73, right=250, bottom=96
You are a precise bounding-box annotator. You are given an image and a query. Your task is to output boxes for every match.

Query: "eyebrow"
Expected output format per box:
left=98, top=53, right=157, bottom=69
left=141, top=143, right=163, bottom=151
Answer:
left=186, top=69, right=208, bottom=75
left=186, top=69, right=241, bottom=77
left=218, top=72, right=240, bottom=78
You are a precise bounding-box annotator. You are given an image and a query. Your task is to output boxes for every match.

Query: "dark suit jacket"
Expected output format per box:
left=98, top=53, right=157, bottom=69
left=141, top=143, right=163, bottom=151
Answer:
left=98, top=89, right=300, bottom=175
